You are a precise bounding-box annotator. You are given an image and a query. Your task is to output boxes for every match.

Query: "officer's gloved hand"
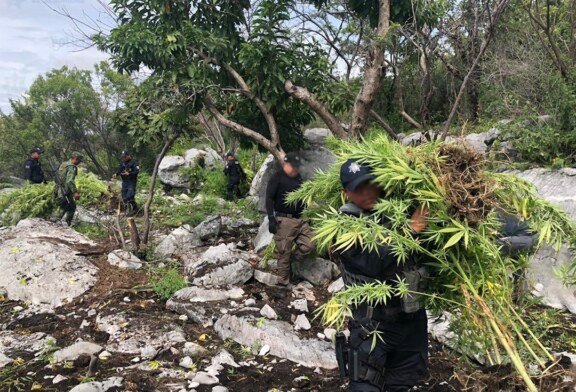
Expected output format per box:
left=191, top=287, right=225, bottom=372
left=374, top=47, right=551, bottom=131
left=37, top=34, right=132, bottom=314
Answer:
left=268, top=215, right=278, bottom=234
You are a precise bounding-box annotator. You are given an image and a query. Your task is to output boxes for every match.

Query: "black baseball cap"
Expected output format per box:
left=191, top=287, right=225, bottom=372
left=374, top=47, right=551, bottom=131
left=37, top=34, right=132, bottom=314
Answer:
left=121, top=150, right=130, bottom=157
left=340, top=158, right=376, bottom=192
left=225, top=151, right=234, bottom=157
left=30, top=147, right=44, bottom=154
left=284, top=152, right=302, bottom=167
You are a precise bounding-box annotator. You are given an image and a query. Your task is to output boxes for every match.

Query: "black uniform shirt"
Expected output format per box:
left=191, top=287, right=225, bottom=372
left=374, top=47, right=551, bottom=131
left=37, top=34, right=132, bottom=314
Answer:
left=224, top=160, right=245, bottom=179
left=117, top=159, right=139, bottom=182
left=265, top=170, right=305, bottom=217
left=24, top=158, right=45, bottom=183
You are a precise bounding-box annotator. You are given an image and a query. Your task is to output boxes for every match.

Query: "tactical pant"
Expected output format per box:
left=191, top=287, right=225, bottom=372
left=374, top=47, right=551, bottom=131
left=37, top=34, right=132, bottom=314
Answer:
left=348, top=309, right=428, bottom=392
left=59, top=193, right=77, bottom=226
left=226, top=177, right=242, bottom=201
left=122, top=181, right=138, bottom=215
left=273, top=216, right=315, bottom=285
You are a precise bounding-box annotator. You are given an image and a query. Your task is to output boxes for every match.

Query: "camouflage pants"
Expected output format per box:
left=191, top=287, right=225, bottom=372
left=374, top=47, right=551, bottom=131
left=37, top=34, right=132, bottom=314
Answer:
left=273, top=216, right=315, bottom=285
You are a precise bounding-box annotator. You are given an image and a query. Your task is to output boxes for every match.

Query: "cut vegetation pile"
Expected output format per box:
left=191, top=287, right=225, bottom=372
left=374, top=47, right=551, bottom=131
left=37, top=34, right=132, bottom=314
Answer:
left=288, top=134, right=576, bottom=392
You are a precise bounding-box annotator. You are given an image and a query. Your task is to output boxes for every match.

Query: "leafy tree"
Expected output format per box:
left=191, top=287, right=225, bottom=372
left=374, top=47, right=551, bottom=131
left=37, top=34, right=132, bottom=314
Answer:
left=95, top=0, right=332, bottom=160
left=0, top=63, right=135, bottom=177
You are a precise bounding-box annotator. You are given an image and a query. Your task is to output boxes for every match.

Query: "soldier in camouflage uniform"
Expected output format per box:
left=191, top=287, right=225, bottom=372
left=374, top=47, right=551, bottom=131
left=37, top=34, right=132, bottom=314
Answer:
left=57, top=151, right=83, bottom=226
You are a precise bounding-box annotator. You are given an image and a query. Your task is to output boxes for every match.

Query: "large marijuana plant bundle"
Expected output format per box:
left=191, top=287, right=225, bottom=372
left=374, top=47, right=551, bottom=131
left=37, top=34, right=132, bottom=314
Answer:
left=288, top=135, right=576, bottom=391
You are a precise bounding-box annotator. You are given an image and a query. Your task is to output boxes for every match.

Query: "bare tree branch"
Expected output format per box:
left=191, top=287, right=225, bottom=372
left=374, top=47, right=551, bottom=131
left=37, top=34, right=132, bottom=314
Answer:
left=284, top=80, right=348, bottom=139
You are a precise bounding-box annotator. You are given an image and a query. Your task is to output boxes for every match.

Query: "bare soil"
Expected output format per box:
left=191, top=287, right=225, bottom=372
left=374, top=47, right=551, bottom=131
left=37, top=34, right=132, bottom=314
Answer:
left=1, top=254, right=575, bottom=392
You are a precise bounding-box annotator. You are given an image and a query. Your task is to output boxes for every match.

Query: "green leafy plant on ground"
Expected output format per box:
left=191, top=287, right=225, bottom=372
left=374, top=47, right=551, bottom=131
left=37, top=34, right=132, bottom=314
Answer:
left=73, top=222, right=110, bottom=240
left=148, top=262, right=187, bottom=300
left=0, top=183, right=56, bottom=225
left=288, top=134, right=576, bottom=392
left=76, top=171, right=112, bottom=209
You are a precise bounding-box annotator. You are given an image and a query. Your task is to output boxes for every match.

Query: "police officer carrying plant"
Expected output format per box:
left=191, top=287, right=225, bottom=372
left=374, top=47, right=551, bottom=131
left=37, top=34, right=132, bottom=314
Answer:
left=223, top=152, right=245, bottom=201
left=24, top=147, right=46, bottom=184
left=335, top=158, right=428, bottom=392
left=57, top=151, right=83, bottom=226
left=113, top=150, right=140, bottom=216
left=266, top=152, right=315, bottom=286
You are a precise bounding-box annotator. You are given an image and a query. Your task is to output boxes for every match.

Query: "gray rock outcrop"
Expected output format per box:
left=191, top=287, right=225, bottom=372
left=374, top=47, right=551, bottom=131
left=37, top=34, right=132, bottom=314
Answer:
left=214, top=315, right=337, bottom=369
left=0, top=219, right=99, bottom=307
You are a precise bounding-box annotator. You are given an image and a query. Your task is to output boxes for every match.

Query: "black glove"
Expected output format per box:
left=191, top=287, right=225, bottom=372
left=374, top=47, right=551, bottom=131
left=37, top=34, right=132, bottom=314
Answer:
left=268, top=215, right=278, bottom=234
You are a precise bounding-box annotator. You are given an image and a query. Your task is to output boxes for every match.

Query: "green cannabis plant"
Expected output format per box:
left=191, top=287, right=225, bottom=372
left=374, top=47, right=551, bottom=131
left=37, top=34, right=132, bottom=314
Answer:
left=288, top=134, right=576, bottom=391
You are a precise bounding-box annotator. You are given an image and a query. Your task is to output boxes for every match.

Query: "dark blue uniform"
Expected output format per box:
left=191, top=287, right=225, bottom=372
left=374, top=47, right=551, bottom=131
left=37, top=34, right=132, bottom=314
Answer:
left=116, top=158, right=139, bottom=214
left=224, top=160, right=245, bottom=200
left=24, top=158, right=45, bottom=184
left=337, top=203, right=428, bottom=392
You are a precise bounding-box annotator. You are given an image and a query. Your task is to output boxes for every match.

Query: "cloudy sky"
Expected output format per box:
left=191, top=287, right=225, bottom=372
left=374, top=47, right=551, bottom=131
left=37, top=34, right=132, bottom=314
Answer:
left=0, top=0, right=112, bottom=113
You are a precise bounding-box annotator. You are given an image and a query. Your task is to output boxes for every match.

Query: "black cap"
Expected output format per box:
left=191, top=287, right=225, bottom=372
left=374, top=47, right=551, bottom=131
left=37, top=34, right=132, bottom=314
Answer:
left=284, top=152, right=302, bottom=167
left=121, top=150, right=130, bottom=157
left=225, top=151, right=234, bottom=158
left=340, top=158, right=376, bottom=192
left=30, top=147, right=44, bottom=154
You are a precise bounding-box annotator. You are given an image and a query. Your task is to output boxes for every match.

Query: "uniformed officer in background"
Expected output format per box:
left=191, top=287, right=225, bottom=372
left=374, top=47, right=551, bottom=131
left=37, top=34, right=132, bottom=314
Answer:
left=265, top=152, right=315, bottom=286
left=114, top=150, right=140, bottom=216
left=57, top=151, right=83, bottom=226
left=24, top=147, right=46, bottom=184
left=223, top=152, right=245, bottom=201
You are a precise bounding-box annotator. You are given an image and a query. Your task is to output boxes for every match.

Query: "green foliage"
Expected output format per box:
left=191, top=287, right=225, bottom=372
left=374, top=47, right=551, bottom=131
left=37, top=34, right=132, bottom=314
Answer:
left=0, top=63, right=135, bottom=178
left=149, top=262, right=187, bottom=300
left=291, top=133, right=576, bottom=390
left=497, top=120, right=576, bottom=167
left=76, top=171, right=111, bottom=209
left=74, top=222, right=110, bottom=240
left=0, top=183, right=56, bottom=225
left=202, top=170, right=228, bottom=198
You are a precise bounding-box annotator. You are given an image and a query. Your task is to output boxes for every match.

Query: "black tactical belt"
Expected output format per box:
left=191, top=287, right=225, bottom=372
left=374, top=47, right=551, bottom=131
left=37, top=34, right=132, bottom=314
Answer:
left=275, top=212, right=301, bottom=218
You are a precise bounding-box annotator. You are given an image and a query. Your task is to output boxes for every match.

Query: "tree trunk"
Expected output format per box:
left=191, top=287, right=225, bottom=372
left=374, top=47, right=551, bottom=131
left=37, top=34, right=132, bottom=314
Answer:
left=204, top=96, right=285, bottom=162
left=349, top=0, right=390, bottom=137
left=441, top=0, right=510, bottom=140
left=284, top=80, right=348, bottom=139
left=142, top=133, right=179, bottom=245
left=127, top=217, right=141, bottom=249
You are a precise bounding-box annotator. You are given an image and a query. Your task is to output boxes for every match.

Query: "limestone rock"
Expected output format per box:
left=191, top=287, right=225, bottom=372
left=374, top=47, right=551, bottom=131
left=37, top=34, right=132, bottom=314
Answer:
left=0, top=219, right=98, bottom=307
left=260, top=304, right=278, bottom=320
left=158, top=155, right=188, bottom=188
left=53, top=341, right=103, bottom=363
left=96, top=313, right=186, bottom=358
left=107, top=250, right=142, bottom=270
left=214, top=315, right=337, bottom=369
left=294, top=315, right=311, bottom=331
left=154, top=225, right=202, bottom=258
left=68, top=377, right=123, bottom=392
left=292, top=257, right=340, bottom=286
left=194, top=215, right=222, bottom=240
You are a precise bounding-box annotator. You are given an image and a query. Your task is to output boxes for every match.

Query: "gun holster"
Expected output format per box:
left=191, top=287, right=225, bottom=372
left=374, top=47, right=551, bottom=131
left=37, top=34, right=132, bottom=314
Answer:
left=335, top=331, right=349, bottom=379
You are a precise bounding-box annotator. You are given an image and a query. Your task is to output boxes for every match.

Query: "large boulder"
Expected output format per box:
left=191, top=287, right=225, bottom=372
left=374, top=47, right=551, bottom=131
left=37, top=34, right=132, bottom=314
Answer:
left=186, top=244, right=254, bottom=287
left=514, top=168, right=576, bottom=314
left=184, top=147, right=223, bottom=170
left=292, top=257, right=340, bottom=286
left=154, top=224, right=203, bottom=258
left=249, top=149, right=337, bottom=216
left=0, top=219, right=99, bottom=307
left=304, top=128, right=332, bottom=147
left=400, top=128, right=501, bottom=154
left=214, top=314, right=337, bottom=369
left=158, top=155, right=188, bottom=188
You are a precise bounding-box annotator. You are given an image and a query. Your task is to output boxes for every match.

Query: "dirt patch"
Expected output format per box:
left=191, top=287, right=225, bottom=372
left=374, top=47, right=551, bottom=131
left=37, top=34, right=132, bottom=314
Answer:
left=1, top=256, right=575, bottom=392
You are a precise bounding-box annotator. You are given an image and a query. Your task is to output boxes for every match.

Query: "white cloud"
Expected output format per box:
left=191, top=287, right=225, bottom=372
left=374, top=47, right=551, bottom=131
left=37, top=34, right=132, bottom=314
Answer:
left=0, top=0, right=112, bottom=113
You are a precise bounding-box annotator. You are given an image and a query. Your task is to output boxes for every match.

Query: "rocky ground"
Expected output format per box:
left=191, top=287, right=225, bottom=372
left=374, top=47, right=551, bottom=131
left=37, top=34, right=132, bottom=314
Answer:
left=0, top=217, right=575, bottom=392
left=2, top=128, right=576, bottom=391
